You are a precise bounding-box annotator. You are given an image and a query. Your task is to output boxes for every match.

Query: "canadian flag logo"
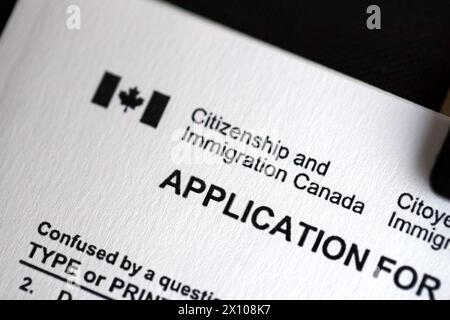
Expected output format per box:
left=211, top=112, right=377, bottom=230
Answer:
left=91, top=71, right=170, bottom=128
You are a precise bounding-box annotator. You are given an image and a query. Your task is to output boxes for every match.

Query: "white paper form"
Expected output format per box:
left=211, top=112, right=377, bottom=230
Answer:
left=0, top=0, right=449, bottom=300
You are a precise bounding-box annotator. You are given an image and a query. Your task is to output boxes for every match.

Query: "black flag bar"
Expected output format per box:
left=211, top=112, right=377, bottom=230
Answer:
left=92, top=71, right=121, bottom=108
left=91, top=71, right=170, bottom=129
left=140, top=91, right=170, bottom=128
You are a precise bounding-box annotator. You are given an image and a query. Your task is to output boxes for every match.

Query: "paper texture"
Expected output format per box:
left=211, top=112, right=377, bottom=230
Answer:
left=0, top=0, right=449, bottom=300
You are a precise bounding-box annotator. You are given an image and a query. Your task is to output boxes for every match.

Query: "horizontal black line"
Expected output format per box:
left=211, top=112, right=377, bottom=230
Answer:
left=19, top=260, right=114, bottom=300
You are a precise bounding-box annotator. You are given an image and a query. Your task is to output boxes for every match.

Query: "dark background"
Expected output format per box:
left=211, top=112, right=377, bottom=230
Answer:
left=1, top=0, right=449, bottom=111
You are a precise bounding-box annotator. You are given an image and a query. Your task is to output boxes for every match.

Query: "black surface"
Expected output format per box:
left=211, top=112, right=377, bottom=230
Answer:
left=164, top=0, right=450, bottom=111
left=1, top=0, right=449, bottom=111
left=431, top=131, right=450, bottom=199
left=0, top=0, right=16, bottom=36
